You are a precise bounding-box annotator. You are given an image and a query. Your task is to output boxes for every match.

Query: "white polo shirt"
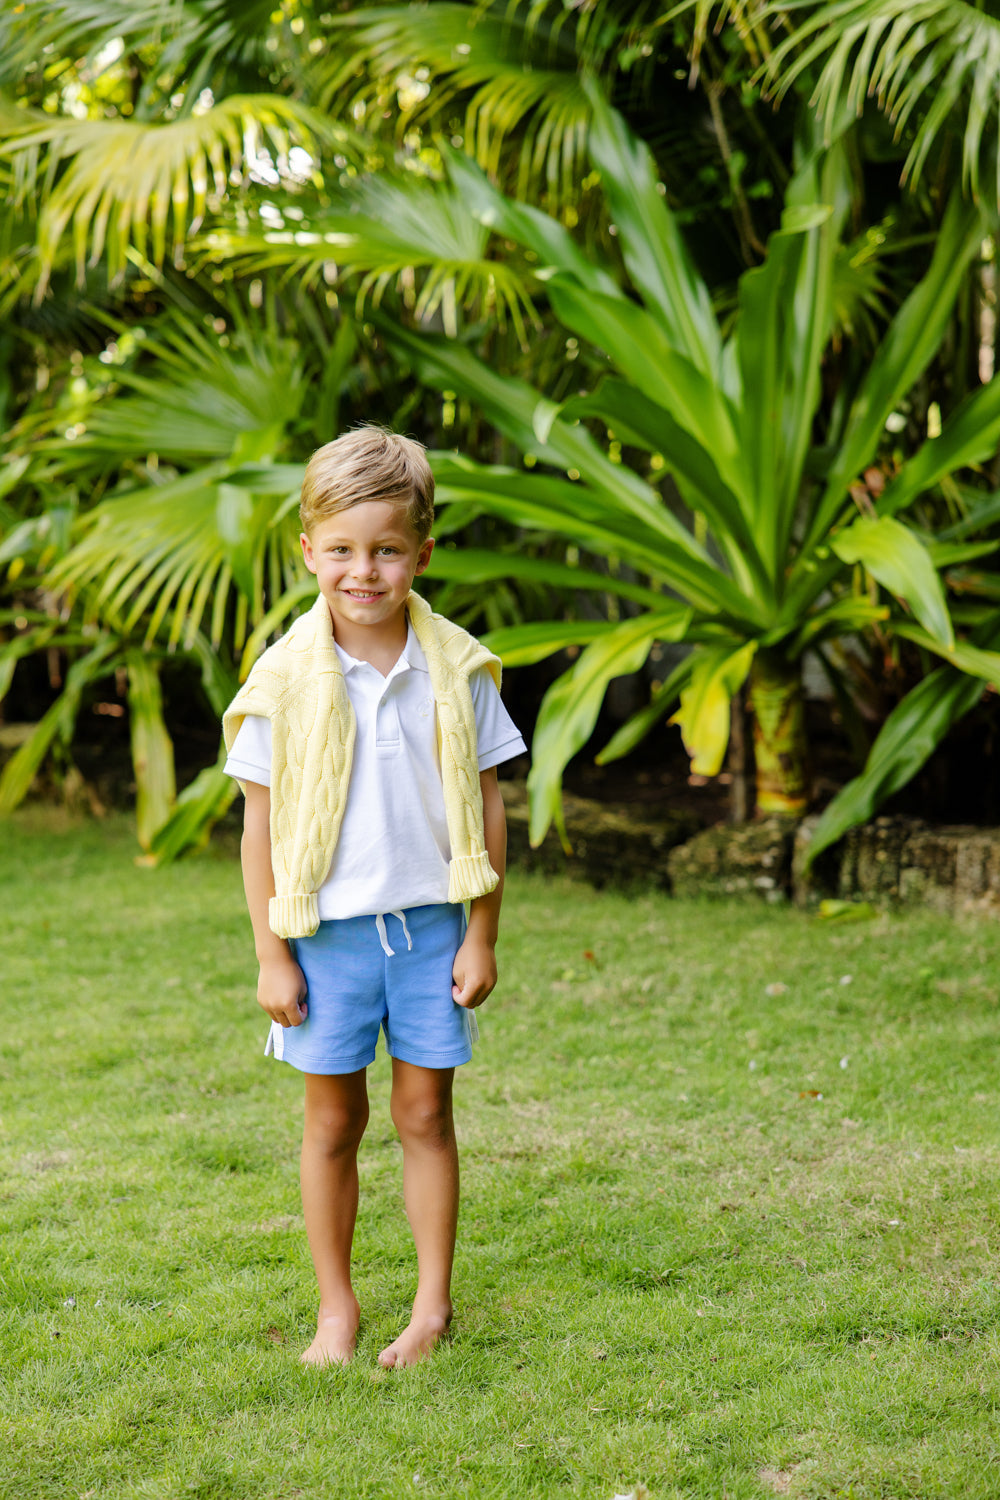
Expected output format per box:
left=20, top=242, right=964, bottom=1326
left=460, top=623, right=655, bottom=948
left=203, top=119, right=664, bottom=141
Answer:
left=224, top=624, right=525, bottom=920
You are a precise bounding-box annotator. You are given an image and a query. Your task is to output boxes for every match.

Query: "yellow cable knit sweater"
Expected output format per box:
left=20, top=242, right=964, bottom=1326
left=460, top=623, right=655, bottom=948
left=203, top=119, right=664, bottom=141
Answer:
left=223, top=590, right=502, bottom=939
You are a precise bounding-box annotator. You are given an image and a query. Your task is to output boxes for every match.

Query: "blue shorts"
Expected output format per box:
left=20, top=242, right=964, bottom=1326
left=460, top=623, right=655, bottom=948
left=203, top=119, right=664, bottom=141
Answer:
left=266, top=903, right=476, bottom=1075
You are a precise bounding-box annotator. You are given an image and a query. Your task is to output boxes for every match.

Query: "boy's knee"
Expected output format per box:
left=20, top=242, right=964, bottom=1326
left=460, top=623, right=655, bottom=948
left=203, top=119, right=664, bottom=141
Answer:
left=391, top=1094, right=454, bottom=1146
left=306, top=1097, right=369, bottom=1155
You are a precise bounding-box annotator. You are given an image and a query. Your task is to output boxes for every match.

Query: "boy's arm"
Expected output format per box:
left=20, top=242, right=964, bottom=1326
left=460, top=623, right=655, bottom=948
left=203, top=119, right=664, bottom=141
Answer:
left=452, top=767, right=507, bottom=1009
left=241, top=780, right=308, bottom=1027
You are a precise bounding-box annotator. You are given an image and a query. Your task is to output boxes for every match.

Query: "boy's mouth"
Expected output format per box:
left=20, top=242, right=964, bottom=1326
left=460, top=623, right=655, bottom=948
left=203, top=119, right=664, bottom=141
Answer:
left=342, top=588, right=384, bottom=600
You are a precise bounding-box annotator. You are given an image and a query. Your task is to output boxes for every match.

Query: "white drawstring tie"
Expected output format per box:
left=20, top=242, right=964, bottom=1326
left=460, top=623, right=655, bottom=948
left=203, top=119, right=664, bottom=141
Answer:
left=375, top=910, right=413, bottom=958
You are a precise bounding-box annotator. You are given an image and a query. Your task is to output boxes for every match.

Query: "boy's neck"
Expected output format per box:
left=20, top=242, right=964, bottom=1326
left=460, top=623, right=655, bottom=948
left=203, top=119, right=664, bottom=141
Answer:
left=328, top=604, right=409, bottom=677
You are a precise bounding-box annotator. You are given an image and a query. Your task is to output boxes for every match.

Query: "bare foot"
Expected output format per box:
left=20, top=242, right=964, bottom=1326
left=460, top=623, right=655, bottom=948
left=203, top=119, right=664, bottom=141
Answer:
left=301, top=1295, right=360, bottom=1368
left=377, top=1303, right=452, bottom=1369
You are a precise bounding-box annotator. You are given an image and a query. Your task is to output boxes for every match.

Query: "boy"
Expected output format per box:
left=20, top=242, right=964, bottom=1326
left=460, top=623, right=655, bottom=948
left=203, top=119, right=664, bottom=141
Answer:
left=222, top=426, right=525, bottom=1368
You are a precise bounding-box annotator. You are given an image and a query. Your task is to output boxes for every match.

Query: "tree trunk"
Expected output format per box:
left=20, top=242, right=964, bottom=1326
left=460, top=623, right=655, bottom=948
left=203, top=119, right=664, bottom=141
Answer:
left=749, top=651, right=809, bottom=816
left=728, top=685, right=749, bottom=823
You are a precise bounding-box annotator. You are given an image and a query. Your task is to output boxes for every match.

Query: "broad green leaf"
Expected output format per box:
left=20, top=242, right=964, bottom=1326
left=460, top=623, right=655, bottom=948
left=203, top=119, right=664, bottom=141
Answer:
left=928, top=540, right=999, bottom=568
left=735, top=227, right=824, bottom=580
left=0, top=454, right=29, bottom=501
left=479, top=620, right=622, bottom=668
left=126, top=650, right=176, bottom=850
left=429, top=453, right=759, bottom=621
left=937, top=487, right=1000, bottom=542
left=186, top=632, right=240, bottom=719
left=733, top=145, right=848, bottom=579
left=892, top=621, right=1000, bottom=685
left=584, top=80, right=721, bottom=378
left=781, top=205, right=834, bottom=233
left=238, top=580, right=317, bottom=678
left=445, top=149, right=619, bottom=297
left=148, top=750, right=237, bottom=864
left=216, top=485, right=258, bottom=603
left=0, top=625, right=59, bottom=701
left=0, top=518, right=44, bottom=567
left=809, top=190, right=982, bottom=549
left=0, top=638, right=120, bottom=815
left=807, top=665, right=986, bottom=866
left=831, top=515, right=953, bottom=647
left=669, top=640, right=757, bottom=777
left=380, top=318, right=717, bottom=571
left=596, top=654, right=696, bottom=764
left=554, top=379, right=764, bottom=584
left=425, top=545, right=668, bottom=610
left=225, top=464, right=307, bottom=493
left=790, top=597, right=890, bottom=654
left=878, top=374, right=1000, bottom=518
left=544, top=278, right=743, bottom=496
left=527, top=610, right=693, bottom=847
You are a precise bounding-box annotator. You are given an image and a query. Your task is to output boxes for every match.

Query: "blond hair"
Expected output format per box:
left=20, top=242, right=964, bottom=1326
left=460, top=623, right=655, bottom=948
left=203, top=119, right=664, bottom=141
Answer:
left=299, top=426, right=435, bottom=542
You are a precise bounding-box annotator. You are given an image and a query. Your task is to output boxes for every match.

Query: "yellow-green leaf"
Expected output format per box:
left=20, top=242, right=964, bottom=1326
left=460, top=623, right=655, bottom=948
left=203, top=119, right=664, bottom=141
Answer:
left=670, top=641, right=757, bottom=776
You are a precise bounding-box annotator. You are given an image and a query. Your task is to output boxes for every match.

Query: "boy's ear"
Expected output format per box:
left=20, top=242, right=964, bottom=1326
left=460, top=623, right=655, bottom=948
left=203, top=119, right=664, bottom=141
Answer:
left=414, top=536, right=435, bottom=576
left=300, top=531, right=318, bottom=574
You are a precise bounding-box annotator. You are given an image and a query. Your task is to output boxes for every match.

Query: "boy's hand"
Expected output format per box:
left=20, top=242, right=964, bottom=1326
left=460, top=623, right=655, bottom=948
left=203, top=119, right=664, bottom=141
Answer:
left=257, top=954, right=308, bottom=1027
left=452, top=934, right=497, bottom=1009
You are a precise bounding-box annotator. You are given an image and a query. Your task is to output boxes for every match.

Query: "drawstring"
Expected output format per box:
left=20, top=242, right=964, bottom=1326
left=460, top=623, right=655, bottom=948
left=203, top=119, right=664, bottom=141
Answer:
left=375, top=910, right=413, bottom=958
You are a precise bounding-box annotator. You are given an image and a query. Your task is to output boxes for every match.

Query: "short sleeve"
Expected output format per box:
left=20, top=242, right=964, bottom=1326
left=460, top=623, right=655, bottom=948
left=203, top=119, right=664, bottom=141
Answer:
left=470, top=668, right=527, bottom=773
left=224, top=714, right=272, bottom=788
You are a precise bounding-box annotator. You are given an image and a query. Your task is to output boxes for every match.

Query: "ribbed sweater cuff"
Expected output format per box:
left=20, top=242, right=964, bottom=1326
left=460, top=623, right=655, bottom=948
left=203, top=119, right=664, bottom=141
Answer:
left=269, top=893, right=320, bottom=940
left=448, top=851, right=499, bottom=904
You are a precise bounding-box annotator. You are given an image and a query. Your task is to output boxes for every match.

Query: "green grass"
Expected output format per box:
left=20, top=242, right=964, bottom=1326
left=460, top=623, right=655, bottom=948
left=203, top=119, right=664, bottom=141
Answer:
left=2, top=807, right=999, bottom=1500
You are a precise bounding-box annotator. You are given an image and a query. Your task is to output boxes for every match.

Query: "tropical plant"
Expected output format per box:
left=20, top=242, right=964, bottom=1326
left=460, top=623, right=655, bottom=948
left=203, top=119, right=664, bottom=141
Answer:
left=4, top=0, right=1000, bottom=871
left=760, top=0, right=1000, bottom=212
left=0, top=294, right=310, bottom=852
left=349, top=90, right=1000, bottom=860
left=0, top=0, right=686, bottom=857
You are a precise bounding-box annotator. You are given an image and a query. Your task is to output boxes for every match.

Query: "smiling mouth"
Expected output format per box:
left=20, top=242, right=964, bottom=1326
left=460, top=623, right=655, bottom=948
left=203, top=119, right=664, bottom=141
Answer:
left=342, top=589, right=385, bottom=600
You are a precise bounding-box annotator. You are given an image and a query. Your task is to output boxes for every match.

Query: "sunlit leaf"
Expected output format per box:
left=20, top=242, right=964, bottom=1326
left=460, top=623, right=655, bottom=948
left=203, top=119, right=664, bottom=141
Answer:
left=669, top=640, right=756, bottom=777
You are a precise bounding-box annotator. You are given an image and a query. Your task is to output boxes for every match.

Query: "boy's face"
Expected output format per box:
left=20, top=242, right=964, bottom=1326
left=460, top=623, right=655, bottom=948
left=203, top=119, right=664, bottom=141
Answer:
left=300, top=501, right=434, bottom=648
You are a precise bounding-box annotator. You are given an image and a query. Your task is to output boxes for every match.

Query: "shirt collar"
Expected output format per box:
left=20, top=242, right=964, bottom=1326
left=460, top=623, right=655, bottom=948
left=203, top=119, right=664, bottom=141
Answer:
left=333, top=622, right=429, bottom=678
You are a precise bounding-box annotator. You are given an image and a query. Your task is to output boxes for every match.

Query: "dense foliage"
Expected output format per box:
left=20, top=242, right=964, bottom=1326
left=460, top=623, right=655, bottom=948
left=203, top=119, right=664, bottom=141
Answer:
left=3, top=0, right=1000, bottom=858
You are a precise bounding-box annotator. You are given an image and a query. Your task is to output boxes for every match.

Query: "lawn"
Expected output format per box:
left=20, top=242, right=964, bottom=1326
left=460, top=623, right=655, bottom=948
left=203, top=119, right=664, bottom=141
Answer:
left=2, top=807, right=999, bottom=1500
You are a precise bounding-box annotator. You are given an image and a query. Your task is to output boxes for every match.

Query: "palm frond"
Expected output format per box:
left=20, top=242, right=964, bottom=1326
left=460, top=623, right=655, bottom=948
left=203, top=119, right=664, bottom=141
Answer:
left=85, top=312, right=306, bottom=462
left=662, top=0, right=779, bottom=83
left=0, top=94, right=339, bottom=294
left=319, top=1, right=665, bottom=202
left=0, top=0, right=280, bottom=101
left=12, top=300, right=306, bottom=468
left=49, top=463, right=302, bottom=652
left=200, top=175, right=539, bottom=341
left=765, top=0, right=1000, bottom=204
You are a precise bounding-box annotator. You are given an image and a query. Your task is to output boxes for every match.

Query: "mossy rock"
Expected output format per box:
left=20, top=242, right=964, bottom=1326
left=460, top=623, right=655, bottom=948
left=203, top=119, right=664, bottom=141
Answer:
left=499, top=781, right=698, bottom=891
left=665, top=817, right=799, bottom=901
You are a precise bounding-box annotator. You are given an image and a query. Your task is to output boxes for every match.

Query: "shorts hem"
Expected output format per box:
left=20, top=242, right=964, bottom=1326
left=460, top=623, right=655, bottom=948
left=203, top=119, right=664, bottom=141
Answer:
left=385, top=1041, right=473, bottom=1069
left=273, top=1048, right=377, bottom=1076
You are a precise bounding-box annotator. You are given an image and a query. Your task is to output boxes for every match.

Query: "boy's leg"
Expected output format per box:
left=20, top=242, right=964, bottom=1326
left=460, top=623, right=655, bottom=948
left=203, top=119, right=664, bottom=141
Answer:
left=378, top=1059, right=458, bottom=1368
left=300, top=1068, right=369, bottom=1366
